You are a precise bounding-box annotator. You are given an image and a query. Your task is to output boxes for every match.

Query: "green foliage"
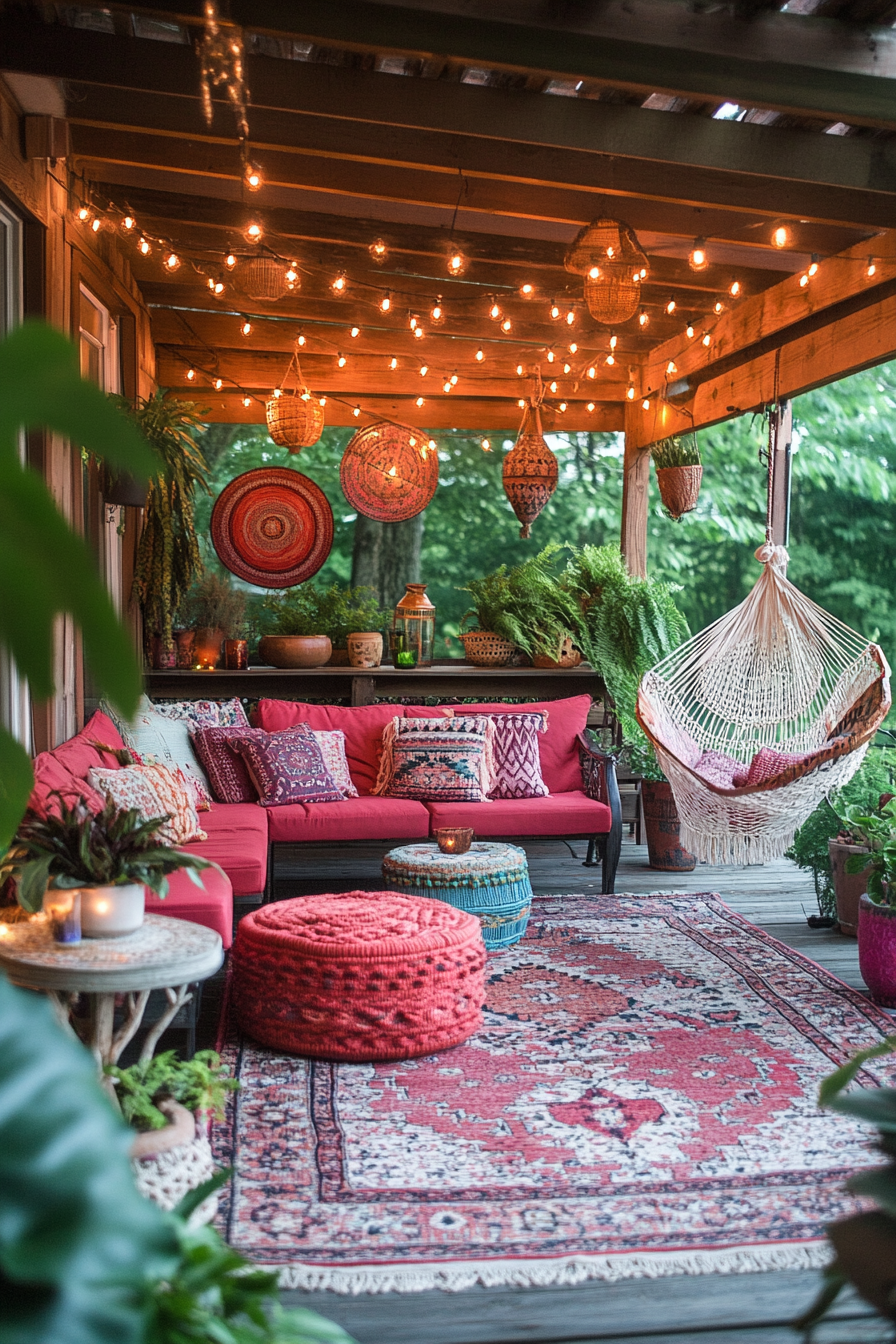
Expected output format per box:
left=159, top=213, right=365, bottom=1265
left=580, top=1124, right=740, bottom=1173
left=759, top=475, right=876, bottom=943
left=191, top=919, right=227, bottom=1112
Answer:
left=0, top=321, right=157, bottom=850
left=2, top=796, right=214, bottom=910
left=105, top=1049, right=238, bottom=1133
left=651, top=433, right=701, bottom=469
left=126, top=394, right=210, bottom=653
left=840, top=797, right=896, bottom=904
left=460, top=544, right=583, bottom=660
left=264, top=583, right=388, bottom=645
left=0, top=973, right=178, bottom=1344
left=182, top=570, right=247, bottom=638
left=785, top=746, right=896, bottom=914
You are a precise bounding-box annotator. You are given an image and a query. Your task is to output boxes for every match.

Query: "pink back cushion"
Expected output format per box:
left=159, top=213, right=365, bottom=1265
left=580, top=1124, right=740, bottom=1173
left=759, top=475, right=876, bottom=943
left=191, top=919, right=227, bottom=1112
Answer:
left=29, top=752, right=106, bottom=818
left=52, top=710, right=127, bottom=782
left=255, top=700, right=402, bottom=795
left=402, top=695, right=592, bottom=795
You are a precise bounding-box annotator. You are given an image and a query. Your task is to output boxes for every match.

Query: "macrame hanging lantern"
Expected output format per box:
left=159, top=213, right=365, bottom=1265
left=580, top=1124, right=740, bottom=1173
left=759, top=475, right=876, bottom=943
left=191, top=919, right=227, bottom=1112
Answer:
left=241, top=256, right=287, bottom=302
left=565, top=217, right=648, bottom=326
left=340, top=420, right=438, bottom=522
left=265, top=352, right=324, bottom=452
left=502, top=403, right=558, bottom=538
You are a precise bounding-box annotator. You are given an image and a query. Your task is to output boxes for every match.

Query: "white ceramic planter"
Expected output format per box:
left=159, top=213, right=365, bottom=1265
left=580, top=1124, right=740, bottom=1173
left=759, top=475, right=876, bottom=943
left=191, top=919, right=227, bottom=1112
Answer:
left=79, top=883, right=145, bottom=938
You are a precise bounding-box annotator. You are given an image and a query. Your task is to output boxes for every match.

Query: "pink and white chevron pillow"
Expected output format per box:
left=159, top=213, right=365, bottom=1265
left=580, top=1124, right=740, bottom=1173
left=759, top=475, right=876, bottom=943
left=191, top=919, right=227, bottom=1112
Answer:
left=454, top=710, right=549, bottom=799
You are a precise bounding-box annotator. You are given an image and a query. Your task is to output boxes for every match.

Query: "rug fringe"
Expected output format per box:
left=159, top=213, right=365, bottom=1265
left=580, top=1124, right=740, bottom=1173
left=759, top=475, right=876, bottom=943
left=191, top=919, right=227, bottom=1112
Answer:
left=270, top=1240, right=832, bottom=1295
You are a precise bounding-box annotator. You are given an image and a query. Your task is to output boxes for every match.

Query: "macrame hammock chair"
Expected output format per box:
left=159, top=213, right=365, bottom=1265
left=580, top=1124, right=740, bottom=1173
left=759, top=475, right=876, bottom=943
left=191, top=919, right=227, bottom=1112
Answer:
left=636, top=434, right=891, bottom=866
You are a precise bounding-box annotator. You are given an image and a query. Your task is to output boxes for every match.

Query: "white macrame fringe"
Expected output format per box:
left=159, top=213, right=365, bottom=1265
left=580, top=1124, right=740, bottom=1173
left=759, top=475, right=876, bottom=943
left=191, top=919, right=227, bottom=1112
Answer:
left=679, top=825, right=799, bottom=867
left=271, top=1240, right=832, bottom=1295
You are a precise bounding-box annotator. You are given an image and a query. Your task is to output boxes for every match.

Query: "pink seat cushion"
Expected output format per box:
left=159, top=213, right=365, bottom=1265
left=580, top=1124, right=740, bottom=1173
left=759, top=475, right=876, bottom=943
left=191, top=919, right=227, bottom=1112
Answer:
left=177, top=802, right=269, bottom=897
left=405, top=695, right=591, bottom=795
left=266, top=794, right=431, bottom=844
left=740, top=745, right=811, bottom=787
left=29, top=751, right=106, bottom=817
left=694, top=749, right=743, bottom=789
left=425, top=789, right=612, bottom=837
left=52, top=710, right=127, bottom=782
left=144, top=861, right=234, bottom=948
left=256, top=701, right=400, bottom=795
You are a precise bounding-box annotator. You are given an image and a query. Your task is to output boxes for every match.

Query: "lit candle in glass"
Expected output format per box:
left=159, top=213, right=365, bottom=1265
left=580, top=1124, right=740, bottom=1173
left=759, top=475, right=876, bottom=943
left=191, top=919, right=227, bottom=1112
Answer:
left=435, top=827, right=474, bottom=855
left=80, top=884, right=144, bottom=938
left=42, top=889, right=82, bottom=943
left=395, top=649, right=418, bottom=667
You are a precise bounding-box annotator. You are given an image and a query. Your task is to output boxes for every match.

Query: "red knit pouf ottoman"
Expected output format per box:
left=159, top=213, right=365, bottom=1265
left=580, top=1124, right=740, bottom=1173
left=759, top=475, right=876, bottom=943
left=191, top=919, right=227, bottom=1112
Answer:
left=231, top=891, right=486, bottom=1062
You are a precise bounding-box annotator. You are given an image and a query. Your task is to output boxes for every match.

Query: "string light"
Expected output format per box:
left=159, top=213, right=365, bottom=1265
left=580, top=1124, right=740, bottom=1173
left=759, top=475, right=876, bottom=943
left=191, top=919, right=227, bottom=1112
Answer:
left=285, top=265, right=299, bottom=289
left=121, top=214, right=136, bottom=232
left=516, top=364, right=524, bottom=375
left=867, top=257, right=877, bottom=277
left=244, top=221, right=262, bottom=242
left=337, top=353, right=347, bottom=367
left=208, top=277, right=225, bottom=295
left=416, top=395, right=425, bottom=407
left=240, top=318, right=252, bottom=336
left=569, top=342, right=578, bottom=354
left=626, top=384, right=635, bottom=399
left=702, top=331, right=711, bottom=347
left=587, top=401, right=595, bottom=412
left=605, top=354, right=615, bottom=366
left=638, top=309, right=649, bottom=328
left=689, top=237, right=708, bottom=271
left=808, top=257, right=819, bottom=276
left=138, top=237, right=151, bottom=255
left=639, top=267, right=648, bottom=279
left=242, top=395, right=251, bottom=407
left=447, top=249, right=466, bottom=276
left=550, top=301, right=560, bottom=320
left=665, top=298, right=676, bottom=315
left=666, top=360, right=678, bottom=375
left=244, top=161, right=263, bottom=191
left=729, top=280, right=741, bottom=297
left=518, top=398, right=526, bottom=408
left=549, top=380, right=558, bottom=393
left=489, top=300, right=501, bottom=320
left=642, top=397, right=650, bottom=410
left=587, top=366, right=596, bottom=378
left=443, top=380, right=452, bottom=393
left=481, top=437, right=491, bottom=451
left=91, top=217, right=102, bottom=233
left=225, top=252, right=237, bottom=269
left=77, top=204, right=91, bottom=222
left=428, top=439, right=437, bottom=450
left=686, top=323, right=695, bottom=339
left=563, top=362, right=571, bottom=374
left=714, top=301, right=723, bottom=314
left=799, top=271, right=809, bottom=287
left=369, top=238, right=388, bottom=264
left=431, top=297, right=444, bottom=323
left=519, top=282, right=534, bottom=298
left=450, top=372, right=458, bottom=385
left=501, top=318, right=512, bottom=332
left=546, top=349, right=555, bottom=363
left=419, top=364, right=429, bottom=376
left=350, top=326, right=360, bottom=338
left=300, top=390, right=310, bottom=401
left=296, top=331, right=306, bottom=346
left=772, top=224, right=790, bottom=249
left=165, top=252, right=180, bottom=271
left=413, top=327, right=424, bottom=339
left=331, top=271, right=347, bottom=294
left=475, top=348, right=484, bottom=362
left=214, top=378, right=223, bottom=390
left=389, top=356, right=398, bottom=369
left=559, top=401, right=568, bottom=412
left=186, top=367, right=196, bottom=381
left=273, top=387, right=282, bottom=397
left=566, top=310, right=575, bottom=325
left=609, top=334, right=618, bottom=349
left=588, top=266, right=600, bottom=279
left=380, top=292, right=392, bottom=312
left=352, top=405, right=361, bottom=417
left=319, top=397, right=327, bottom=406
left=409, top=314, right=418, bottom=330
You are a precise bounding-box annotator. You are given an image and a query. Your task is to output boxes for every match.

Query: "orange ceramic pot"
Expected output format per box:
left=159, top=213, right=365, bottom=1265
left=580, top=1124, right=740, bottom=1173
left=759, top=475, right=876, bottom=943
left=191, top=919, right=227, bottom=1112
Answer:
left=258, top=634, right=332, bottom=668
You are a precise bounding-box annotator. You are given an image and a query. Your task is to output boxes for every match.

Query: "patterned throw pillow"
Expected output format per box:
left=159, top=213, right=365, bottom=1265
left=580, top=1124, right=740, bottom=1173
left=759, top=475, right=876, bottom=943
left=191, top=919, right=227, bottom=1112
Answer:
left=693, top=749, right=742, bottom=789
left=152, top=697, right=250, bottom=730
left=102, top=695, right=212, bottom=809
left=739, top=746, right=810, bottom=787
left=455, top=711, right=548, bottom=799
left=311, top=729, right=358, bottom=799
left=87, top=763, right=207, bottom=845
left=373, top=716, right=495, bottom=802
left=190, top=726, right=265, bottom=803
left=229, top=728, right=344, bottom=807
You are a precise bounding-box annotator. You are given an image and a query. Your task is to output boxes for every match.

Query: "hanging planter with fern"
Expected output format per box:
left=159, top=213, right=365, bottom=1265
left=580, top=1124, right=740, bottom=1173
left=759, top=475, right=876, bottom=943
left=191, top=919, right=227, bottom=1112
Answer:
left=651, top=433, right=702, bottom=520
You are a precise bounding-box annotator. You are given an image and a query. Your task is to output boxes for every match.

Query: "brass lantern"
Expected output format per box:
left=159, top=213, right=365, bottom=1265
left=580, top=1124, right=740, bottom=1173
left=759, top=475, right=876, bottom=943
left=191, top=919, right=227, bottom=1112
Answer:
left=393, top=584, right=436, bottom=667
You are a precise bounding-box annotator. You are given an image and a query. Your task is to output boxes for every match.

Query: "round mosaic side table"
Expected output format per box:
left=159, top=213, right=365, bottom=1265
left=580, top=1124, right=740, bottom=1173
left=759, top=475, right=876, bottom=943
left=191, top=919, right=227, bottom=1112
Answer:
left=382, top=841, right=533, bottom=950
left=0, top=913, right=223, bottom=1085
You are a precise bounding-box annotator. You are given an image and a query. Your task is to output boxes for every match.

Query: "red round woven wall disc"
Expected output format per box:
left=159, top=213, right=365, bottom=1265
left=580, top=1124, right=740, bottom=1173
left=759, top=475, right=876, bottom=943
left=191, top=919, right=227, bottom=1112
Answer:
left=340, top=421, right=438, bottom=522
left=210, top=468, right=334, bottom=589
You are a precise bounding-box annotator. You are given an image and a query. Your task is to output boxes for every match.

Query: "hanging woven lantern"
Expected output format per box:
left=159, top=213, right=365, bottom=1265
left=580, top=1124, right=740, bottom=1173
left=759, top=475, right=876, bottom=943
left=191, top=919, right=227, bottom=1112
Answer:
left=340, top=421, right=438, bottom=522
left=265, top=352, right=324, bottom=451
left=502, top=404, right=558, bottom=538
left=565, top=217, right=648, bottom=326
left=241, top=256, right=287, bottom=302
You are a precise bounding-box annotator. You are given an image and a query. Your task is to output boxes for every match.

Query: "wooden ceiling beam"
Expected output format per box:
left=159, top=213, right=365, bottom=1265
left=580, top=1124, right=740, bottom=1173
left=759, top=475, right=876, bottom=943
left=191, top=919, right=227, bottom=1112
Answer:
left=114, top=0, right=896, bottom=128
left=175, top=388, right=624, bottom=431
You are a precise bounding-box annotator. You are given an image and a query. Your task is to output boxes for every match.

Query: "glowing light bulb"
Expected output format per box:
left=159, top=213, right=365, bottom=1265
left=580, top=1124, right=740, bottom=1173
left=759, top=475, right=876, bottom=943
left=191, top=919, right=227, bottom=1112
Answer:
left=702, top=331, right=711, bottom=346
left=213, top=281, right=224, bottom=295
left=606, top=354, right=615, bottom=366
left=627, top=385, right=635, bottom=399
left=587, top=366, right=596, bottom=378
left=566, top=310, right=575, bottom=325
left=332, top=271, right=347, bottom=293
left=489, top=301, right=501, bottom=320
left=867, top=258, right=877, bottom=277
left=350, top=326, right=360, bottom=338
left=799, top=273, right=809, bottom=287
left=481, top=437, right=491, bottom=451
left=714, top=301, right=723, bottom=314
left=559, top=401, right=567, bottom=412
left=369, top=237, right=387, bottom=263
left=121, top=215, right=135, bottom=232
left=225, top=252, right=237, bottom=269
left=413, top=327, right=424, bottom=339
left=519, top=283, right=534, bottom=297
left=214, top=378, right=223, bottom=390
left=587, top=402, right=595, bottom=412
left=808, top=259, right=819, bottom=276
left=588, top=266, right=600, bottom=280
left=550, top=302, right=560, bottom=319
left=300, top=391, right=309, bottom=401
left=409, top=315, right=418, bottom=330
left=450, top=371, right=458, bottom=385
left=563, top=362, right=571, bottom=374
left=501, top=318, right=512, bottom=332
left=443, top=380, right=452, bottom=393
left=91, top=217, right=102, bottom=232
left=319, top=396, right=327, bottom=406
left=431, top=298, right=443, bottom=321
left=642, top=397, right=650, bottom=410
left=415, top=396, right=425, bottom=407
left=244, top=161, right=263, bottom=191
left=245, top=221, right=262, bottom=242
left=353, top=405, right=361, bottom=417
left=285, top=266, right=299, bottom=288
left=518, top=398, right=526, bottom=408
left=689, top=237, right=708, bottom=271
left=609, top=334, right=618, bottom=349
left=666, top=298, right=676, bottom=315
left=207, top=276, right=217, bottom=291
left=428, top=438, right=437, bottom=450
left=337, top=353, right=347, bottom=367
left=419, top=364, right=428, bottom=376
left=388, top=465, right=397, bottom=477
left=273, top=387, right=282, bottom=397
left=242, top=395, right=251, bottom=407
left=77, top=205, right=90, bottom=222
left=666, top=361, right=678, bottom=375
left=186, top=367, right=196, bottom=381
left=138, top=237, right=151, bottom=255
left=549, top=380, right=558, bottom=393
left=547, top=350, right=555, bottom=363
left=686, top=324, right=695, bottom=339
left=240, top=319, right=252, bottom=336
left=380, top=292, right=391, bottom=312
left=638, top=309, right=649, bottom=328
left=516, top=364, right=523, bottom=376
left=569, top=343, right=578, bottom=354
left=475, top=348, right=484, bottom=362
left=729, top=280, right=741, bottom=297
left=447, top=250, right=466, bottom=276
left=772, top=224, right=790, bottom=249
left=640, top=268, right=648, bottom=279
left=389, top=356, right=398, bottom=369
left=606, top=246, right=615, bottom=258
left=297, top=332, right=306, bottom=346
left=165, top=252, right=180, bottom=271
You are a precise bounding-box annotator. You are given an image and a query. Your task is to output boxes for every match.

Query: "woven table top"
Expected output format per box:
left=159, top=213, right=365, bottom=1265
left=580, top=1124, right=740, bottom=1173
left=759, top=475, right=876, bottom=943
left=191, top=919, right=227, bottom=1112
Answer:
left=383, top=842, right=530, bottom=889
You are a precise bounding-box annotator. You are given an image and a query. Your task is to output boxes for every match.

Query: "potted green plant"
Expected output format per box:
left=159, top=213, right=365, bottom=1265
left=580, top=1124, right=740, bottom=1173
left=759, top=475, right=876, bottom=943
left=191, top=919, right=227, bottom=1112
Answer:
left=2, top=796, right=213, bottom=937
left=651, top=432, right=702, bottom=520
left=120, top=393, right=210, bottom=667
left=460, top=545, right=582, bottom=667
left=260, top=583, right=386, bottom=668
left=839, top=797, right=896, bottom=1005
left=106, top=1048, right=238, bottom=1222
left=182, top=570, right=248, bottom=669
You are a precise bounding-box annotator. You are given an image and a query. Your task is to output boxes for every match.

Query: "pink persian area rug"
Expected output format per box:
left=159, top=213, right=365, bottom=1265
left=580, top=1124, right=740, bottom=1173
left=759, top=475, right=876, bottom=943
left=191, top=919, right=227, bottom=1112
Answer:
left=212, top=893, right=895, bottom=1294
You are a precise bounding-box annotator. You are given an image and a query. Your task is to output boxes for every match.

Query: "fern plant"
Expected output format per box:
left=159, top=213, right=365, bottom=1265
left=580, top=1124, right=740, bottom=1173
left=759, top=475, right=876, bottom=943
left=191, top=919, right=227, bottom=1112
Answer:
left=460, top=544, right=581, bottom=661
left=124, top=394, right=210, bottom=657
left=651, top=433, right=701, bottom=468
left=106, top=1049, right=238, bottom=1132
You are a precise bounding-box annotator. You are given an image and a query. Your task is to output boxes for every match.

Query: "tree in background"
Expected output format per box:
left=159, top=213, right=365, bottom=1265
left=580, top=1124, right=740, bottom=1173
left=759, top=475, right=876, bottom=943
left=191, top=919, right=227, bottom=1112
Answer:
left=192, top=358, right=896, bottom=658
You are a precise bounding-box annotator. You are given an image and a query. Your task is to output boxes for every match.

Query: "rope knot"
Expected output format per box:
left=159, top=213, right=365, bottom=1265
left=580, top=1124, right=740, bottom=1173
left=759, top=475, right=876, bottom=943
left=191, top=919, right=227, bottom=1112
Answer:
left=755, top=543, right=789, bottom=570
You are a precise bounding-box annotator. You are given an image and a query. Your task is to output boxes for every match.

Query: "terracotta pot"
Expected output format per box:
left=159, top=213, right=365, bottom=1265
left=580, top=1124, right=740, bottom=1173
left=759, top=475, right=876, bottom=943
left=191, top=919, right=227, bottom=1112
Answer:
left=258, top=634, right=332, bottom=668
left=858, top=893, right=896, bottom=1006
left=348, top=631, right=383, bottom=668
left=829, top=839, right=871, bottom=937
left=150, top=634, right=176, bottom=670
left=656, top=464, right=703, bottom=520
left=641, top=780, right=696, bottom=871
left=532, top=637, right=583, bottom=670
left=193, top=626, right=224, bottom=669
left=130, top=1099, right=218, bottom=1226
left=79, top=883, right=145, bottom=938
left=328, top=647, right=351, bottom=666
left=174, top=628, right=195, bottom=669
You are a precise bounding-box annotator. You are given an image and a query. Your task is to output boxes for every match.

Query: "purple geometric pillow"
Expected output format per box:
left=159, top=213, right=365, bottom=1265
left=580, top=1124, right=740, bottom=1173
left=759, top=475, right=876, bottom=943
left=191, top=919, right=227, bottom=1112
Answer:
left=229, top=728, right=344, bottom=807
left=190, top=726, right=268, bottom=803
left=487, top=712, right=549, bottom=799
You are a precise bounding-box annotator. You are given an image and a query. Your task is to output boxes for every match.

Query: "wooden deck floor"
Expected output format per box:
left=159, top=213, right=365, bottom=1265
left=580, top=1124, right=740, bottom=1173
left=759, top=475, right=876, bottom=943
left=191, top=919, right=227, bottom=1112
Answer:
left=213, top=839, right=888, bottom=1344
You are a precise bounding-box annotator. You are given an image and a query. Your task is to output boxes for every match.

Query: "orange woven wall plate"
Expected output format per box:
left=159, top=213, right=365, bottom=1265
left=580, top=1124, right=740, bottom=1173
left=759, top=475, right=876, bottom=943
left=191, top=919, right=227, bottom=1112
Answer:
left=340, top=421, right=438, bottom=522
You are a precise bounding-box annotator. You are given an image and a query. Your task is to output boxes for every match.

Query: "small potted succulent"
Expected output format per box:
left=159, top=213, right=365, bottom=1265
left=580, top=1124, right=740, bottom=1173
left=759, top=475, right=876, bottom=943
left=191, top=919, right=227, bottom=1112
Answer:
left=2, top=796, right=213, bottom=937
left=182, top=571, right=247, bottom=670
left=651, top=433, right=702, bottom=520
left=106, top=1048, right=238, bottom=1223
left=840, top=797, right=896, bottom=1005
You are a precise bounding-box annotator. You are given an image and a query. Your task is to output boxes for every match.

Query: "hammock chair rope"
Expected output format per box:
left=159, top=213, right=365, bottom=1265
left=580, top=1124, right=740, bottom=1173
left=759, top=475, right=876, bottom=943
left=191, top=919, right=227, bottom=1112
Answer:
left=636, top=438, right=891, bottom=865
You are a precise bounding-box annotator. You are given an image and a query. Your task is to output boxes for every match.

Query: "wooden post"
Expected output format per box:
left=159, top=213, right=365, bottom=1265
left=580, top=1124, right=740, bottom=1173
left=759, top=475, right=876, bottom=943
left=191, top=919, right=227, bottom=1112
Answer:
left=620, top=430, right=649, bottom=579
left=769, top=399, right=793, bottom=550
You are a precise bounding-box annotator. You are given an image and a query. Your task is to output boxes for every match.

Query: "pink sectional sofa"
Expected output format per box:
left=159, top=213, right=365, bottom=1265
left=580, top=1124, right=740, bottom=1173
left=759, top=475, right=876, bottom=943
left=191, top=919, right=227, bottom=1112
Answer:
left=26, top=694, right=622, bottom=949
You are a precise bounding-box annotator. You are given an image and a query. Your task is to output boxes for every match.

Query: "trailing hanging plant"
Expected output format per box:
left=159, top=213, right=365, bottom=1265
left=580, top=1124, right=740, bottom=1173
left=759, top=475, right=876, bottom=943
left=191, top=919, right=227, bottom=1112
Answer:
left=123, top=394, right=210, bottom=657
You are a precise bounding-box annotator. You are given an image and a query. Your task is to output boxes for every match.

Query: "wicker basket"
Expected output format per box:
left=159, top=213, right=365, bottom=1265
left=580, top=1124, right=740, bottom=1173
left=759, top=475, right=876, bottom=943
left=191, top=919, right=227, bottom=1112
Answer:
left=656, top=464, right=703, bottom=520
left=460, top=631, right=517, bottom=667
left=241, top=256, right=287, bottom=302
left=566, top=217, right=647, bottom=326
left=266, top=391, right=325, bottom=451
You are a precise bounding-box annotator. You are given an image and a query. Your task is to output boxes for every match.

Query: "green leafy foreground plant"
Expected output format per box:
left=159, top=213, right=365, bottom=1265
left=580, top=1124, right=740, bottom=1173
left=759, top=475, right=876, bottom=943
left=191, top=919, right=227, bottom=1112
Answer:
left=2, top=796, right=213, bottom=911
left=0, top=321, right=158, bottom=849
left=264, top=583, right=388, bottom=646
left=841, top=796, right=896, bottom=904
left=460, top=544, right=583, bottom=661
left=106, top=1050, right=238, bottom=1132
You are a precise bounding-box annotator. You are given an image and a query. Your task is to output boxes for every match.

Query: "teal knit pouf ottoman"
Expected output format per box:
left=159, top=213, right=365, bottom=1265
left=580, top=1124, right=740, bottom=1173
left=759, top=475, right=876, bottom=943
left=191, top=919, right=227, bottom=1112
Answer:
left=382, top=842, right=532, bottom=951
